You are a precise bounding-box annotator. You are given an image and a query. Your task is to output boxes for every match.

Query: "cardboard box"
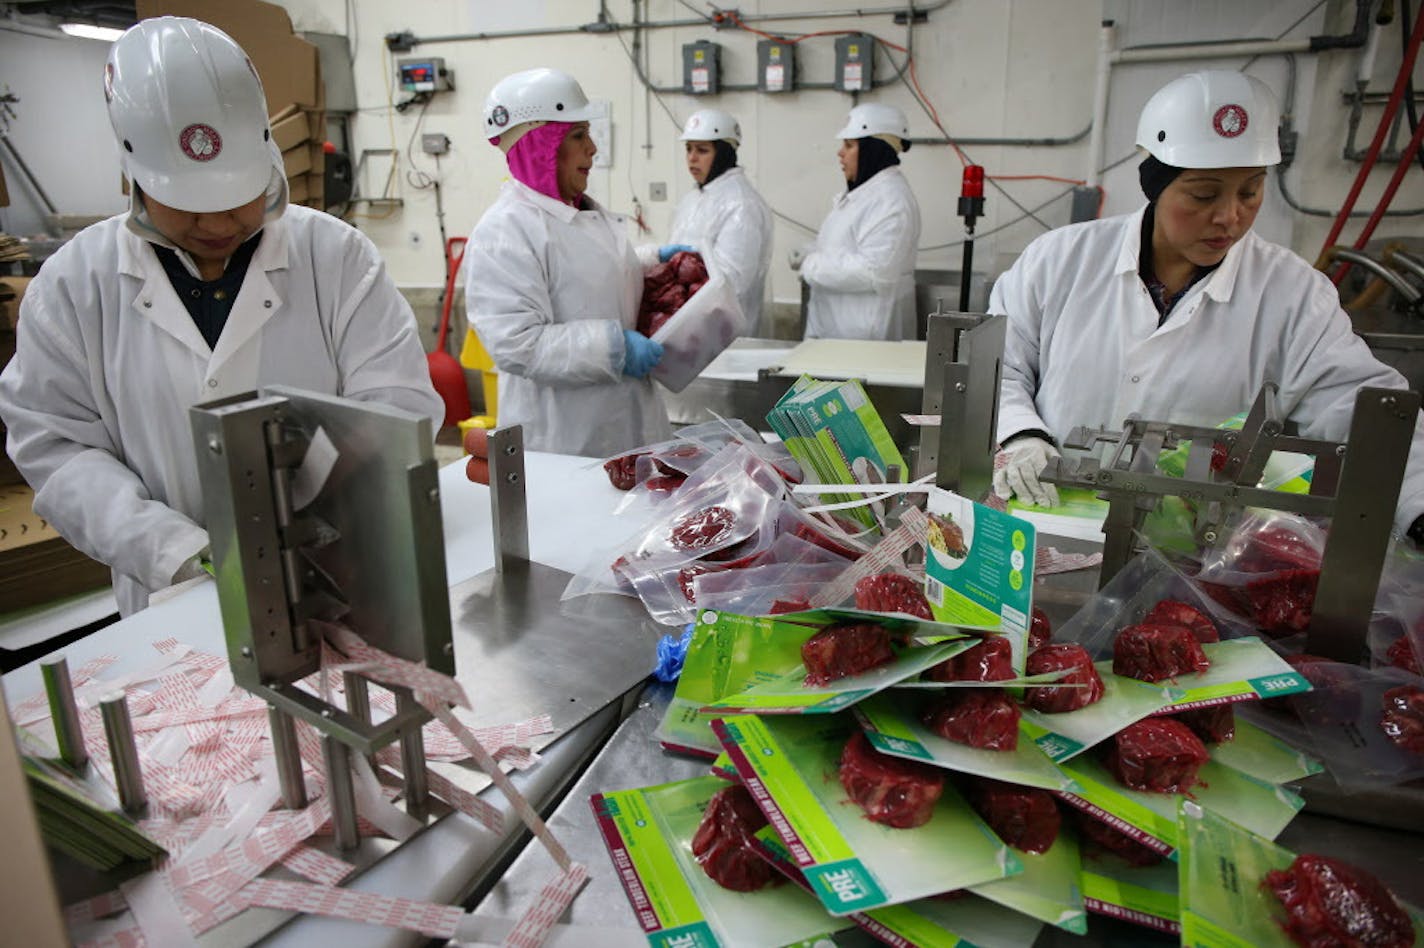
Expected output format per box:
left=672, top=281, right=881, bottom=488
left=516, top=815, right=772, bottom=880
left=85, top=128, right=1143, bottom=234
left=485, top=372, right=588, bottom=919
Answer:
left=281, top=143, right=312, bottom=178
left=0, top=277, right=29, bottom=330
left=0, top=485, right=111, bottom=613
left=287, top=173, right=310, bottom=205
left=136, top=0, right=323, bottom=111
left=269, top=105, right=309, bottom=153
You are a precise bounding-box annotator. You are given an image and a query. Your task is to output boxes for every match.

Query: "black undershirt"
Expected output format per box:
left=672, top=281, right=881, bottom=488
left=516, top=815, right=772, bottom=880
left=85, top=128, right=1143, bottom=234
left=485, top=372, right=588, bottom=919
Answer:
left=152, top=232, right=262, bottom=350
left=1138, top=205, right=1218, bottom=326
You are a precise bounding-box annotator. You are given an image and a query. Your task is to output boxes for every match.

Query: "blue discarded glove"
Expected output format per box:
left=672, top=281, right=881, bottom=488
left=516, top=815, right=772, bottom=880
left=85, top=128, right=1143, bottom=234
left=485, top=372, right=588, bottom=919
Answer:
left=653, top=624, right=695, bottom=682
left=622, top=329, right=664, bottom=379
left=658, top=244, right=696, bottom=262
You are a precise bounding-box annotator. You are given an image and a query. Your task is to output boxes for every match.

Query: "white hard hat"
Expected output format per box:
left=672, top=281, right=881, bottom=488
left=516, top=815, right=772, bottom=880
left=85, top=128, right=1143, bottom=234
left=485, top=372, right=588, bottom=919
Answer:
left=1136, top=70, right=1281, bottom=168
left=106, top=17, right=283, bottom=213
left=485, top=68, right=598, bottom=152
left=680, top=109, right=741, bottom=147
left=835, top=103, right=911, bottom=151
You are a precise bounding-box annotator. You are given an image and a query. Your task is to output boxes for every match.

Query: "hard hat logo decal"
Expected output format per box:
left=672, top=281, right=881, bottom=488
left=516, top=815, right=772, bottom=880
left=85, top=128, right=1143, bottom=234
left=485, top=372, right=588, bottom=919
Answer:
left=1212, top=105, right=1248, bottom=139
left=491, top=105, right=509, bottom=128
left=179, top=124, right=223, bottom=162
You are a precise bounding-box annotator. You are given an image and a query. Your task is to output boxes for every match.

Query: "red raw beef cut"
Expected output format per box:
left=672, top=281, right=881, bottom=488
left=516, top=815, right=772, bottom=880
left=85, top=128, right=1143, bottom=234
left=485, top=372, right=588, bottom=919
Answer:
left=802, top=623, right=896, bottom=686
left=1144, top=599, right=1219, bottom=643
left=644, top=260, right=677, bottom=289
left=838, top=731, right=944, bottom=828
left=921, top=689, right=1020, bottom=751
left=672, top=251, right=708, bottom=284
left=1074, top=811, right=1165, bottom=866
left=1386, top=637, right=1421, bottom=675
left=644, top=472, right=687, bottom=493
left=690, top=785, right=777, bottom=892
left=1024, top=644, right=1105, bottom=713
left=1113, top=622, right=1211, bottom=683
left=1244, top=568, right=1319, bottom=636
left=1238, top=524, right=1323, bottom=573
left=769, top=597, right=811, bottom=614
left=965, top=778, right=1061, bottom=853
left=602, top=453, right=646, bottom=491
left=1104, top=718, right=1209, bottom=794
left=669, top=506, right=737, bottom=552
left=925, top=636, right=1014, bottom=683
left=1173, top=704, right=1235, bottom=744
left=1030, top=607, right=1052, bottom=649
left=854, top=573, right=933, bottom=619
left=1264, top=854, right=1414, bottom=948
left=1381, top=685, right=1424, bottom=754
left=787, top=519, right=864, bottom=560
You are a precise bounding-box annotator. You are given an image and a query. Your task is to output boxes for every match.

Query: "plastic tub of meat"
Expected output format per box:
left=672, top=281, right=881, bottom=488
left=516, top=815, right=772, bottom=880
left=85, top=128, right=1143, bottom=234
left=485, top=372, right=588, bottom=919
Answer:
left=650, top=270, right=747, bottom=394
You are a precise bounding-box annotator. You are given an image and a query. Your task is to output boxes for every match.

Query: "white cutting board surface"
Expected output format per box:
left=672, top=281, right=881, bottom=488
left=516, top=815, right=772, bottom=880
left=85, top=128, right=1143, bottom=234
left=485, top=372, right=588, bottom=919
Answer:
left=772, top=339, right=927, bottom=388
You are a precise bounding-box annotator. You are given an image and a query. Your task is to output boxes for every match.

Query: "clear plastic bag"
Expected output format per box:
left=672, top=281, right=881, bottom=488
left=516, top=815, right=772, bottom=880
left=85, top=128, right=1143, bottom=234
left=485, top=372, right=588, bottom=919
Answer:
left=1282, top=662, right=1424, bottom=793
left=650, top=268, right=747, bottom=394
left=1188, top=511, right=1326, bottom=640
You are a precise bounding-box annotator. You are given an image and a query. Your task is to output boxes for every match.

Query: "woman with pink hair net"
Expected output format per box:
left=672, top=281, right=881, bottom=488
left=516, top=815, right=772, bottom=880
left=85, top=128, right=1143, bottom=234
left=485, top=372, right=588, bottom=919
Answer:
left=463, top=68, right=671, bottom=458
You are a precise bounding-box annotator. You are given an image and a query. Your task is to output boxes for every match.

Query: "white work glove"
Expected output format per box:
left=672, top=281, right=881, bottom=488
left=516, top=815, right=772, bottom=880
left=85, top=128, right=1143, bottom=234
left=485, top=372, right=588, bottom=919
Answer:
left=993, top=436, right=1061, bottom=508
left=788, top=246, right=809, bottom=271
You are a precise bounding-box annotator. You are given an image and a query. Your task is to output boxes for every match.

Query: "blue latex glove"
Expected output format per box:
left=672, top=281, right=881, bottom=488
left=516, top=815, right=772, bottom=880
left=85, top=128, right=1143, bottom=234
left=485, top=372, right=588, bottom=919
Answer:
left=652, top=624, right=695, bottom=682
left=622, top=330, right=664, bottom=379
left=658, top=244, right=696, bottom=262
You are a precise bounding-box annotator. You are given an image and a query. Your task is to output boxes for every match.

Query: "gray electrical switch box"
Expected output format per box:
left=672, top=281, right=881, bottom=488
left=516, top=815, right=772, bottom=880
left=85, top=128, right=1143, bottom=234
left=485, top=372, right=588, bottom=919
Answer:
left=682, top=41, right=721, bottom=95
left=834, top=34, right=874, bottom=92
left=757, top=39, right=795, bottom=93
left=398, top=57, right=453, bottom=94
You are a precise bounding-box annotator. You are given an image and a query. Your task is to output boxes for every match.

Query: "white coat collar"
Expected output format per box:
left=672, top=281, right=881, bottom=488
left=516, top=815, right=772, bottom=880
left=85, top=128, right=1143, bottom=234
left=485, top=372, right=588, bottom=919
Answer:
left=701, top=166, right=745, bottom=192
left=507, top=179, right=607, bottom=223
left=835, top=165, right=903, bottom=208
left=1115, top=203, right=1246, bottom=303
left=116, top=211, right=290, bottom=280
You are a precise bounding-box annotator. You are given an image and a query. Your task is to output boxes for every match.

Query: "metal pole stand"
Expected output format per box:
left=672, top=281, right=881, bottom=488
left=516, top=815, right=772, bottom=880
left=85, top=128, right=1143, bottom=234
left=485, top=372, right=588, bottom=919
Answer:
left=918, top=310, right=1005, bottom=503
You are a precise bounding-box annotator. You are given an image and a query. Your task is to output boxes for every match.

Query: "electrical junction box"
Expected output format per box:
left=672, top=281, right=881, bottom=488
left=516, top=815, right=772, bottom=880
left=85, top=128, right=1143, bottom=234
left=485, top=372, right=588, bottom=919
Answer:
left=757, top=39, right=795, bottom=93
left=398, top=57, right=453, bottom=94
left=834, top=34, right=874, bottom=92
left=682, top=41, right=721, bottom=95
left=421, top=133, right=450, bottom=156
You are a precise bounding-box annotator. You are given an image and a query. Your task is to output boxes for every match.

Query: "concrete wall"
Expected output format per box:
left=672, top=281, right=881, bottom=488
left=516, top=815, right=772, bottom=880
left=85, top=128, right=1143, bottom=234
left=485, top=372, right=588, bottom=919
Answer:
left=4, top=0, right=1424, bottom=309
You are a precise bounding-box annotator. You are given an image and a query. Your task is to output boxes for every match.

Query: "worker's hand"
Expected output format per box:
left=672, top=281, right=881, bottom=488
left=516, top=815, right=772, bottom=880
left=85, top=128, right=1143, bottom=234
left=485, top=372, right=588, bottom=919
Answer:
left=463, top=426, right=490, bottom=485
left=622, top=330, right=664, bottom=379
left=658, top=244, right=696, bottom=262
left=993, top=436, right=1061, bottom=508
left=788, top=246, right=808, bottom=271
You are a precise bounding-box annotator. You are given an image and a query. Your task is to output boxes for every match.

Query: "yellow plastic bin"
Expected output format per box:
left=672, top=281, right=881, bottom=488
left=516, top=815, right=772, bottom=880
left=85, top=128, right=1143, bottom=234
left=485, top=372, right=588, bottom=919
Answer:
left=459, top=327, right=498, bottom=429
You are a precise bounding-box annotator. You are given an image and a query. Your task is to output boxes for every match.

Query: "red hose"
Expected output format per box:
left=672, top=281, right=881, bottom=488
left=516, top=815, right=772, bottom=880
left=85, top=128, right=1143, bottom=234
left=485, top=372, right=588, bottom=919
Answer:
left=1320, top=7, right=1424, bottom=270
left=1338, top=108, right=1424, bottom=283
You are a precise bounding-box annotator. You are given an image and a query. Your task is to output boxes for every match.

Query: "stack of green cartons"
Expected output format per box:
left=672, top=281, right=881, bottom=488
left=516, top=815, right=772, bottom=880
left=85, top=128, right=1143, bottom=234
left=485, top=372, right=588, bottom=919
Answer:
left=766, top=376, right=908, bottom=529
left=24, top=756, right=165, bottom=871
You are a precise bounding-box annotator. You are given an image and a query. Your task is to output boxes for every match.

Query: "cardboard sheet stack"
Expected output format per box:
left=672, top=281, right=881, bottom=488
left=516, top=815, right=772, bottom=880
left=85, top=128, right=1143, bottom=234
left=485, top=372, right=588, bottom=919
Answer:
left=136, top=0, right=326, bottom=209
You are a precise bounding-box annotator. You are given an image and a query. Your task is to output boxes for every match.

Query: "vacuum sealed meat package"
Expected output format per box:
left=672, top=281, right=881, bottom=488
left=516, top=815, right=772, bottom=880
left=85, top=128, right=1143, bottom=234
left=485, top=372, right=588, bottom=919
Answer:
left=921, top=688, right=1020, bottom=751
left=1112, top=622, right=1211, bottom=683
left=1074, top=810, right=1164, bottom=866
left=1143, top=599, right=1219, bottom=643
left=1104, top=718, right=1209, bottom=794
left=853, top=572, right=933, bottom=620
left=802, top=623, right=896, bottom=686
left=925, top=636, right=1014, bottom=683
left=1024, top=644, right=1105, bottom=713
left=1381, top=685, right=1424, bottom=754
left=1193, top=512, right=1325, bottom=638
left=838, top=731, right=944, bottom=829
left=1263, top=854, right=1414, bottom=948
left=1029, top=607, right=1053, bottom=649
left=965, top=777, right=1061, bottom=854
left=691, top=784, right=777, bottom=892
left=1173, top=703, right=1235, bottom=744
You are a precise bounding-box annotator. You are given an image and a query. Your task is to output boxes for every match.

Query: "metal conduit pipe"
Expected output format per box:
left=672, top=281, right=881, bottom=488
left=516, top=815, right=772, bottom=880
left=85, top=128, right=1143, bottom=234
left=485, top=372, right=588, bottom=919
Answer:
left=1323, top=247, right=1423, bottom=304
left=388, top=1, right=951, bottom=50
left=908, top=122, right=1091, bottom=149
left=1386, top=247, right=1424, bottom=284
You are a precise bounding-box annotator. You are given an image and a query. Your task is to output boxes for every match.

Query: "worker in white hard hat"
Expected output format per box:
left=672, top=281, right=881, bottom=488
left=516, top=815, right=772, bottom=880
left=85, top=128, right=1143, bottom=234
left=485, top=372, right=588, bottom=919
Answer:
left=0, top=17, right=441, bottom=617
left=635, top=109, right=773, bottom=334
left=792, top=102, right=922, bottom=341
left=990, top=70, right=1424, bottom=544
left=465, top=67, right=671, bottom=458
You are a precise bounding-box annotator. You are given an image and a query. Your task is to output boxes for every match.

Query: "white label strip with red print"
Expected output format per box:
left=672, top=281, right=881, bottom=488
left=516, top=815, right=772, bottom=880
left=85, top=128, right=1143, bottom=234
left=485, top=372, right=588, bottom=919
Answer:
left=320, top=621, right=470, bottom=709
left=501, top=863, right=591, bottom=948
left=118, top=873, right=197, bottom=948
left=811, top=504, right=930, bottom=608
left=240, top=879, right=465, bottom=939
left=280, top=845, right=356, bottom=886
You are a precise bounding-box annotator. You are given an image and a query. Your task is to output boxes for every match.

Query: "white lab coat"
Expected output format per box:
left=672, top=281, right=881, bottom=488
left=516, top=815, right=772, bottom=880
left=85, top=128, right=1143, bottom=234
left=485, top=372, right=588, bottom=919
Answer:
left=990, top=205, right=1424, bottom=532
left=0, top=206, right=444, bottom=616
left=465, top=181, right=672, bottom=457
left=666, top=168, right=773, bottom=335
left=802, top=166, right=922, bottom=341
